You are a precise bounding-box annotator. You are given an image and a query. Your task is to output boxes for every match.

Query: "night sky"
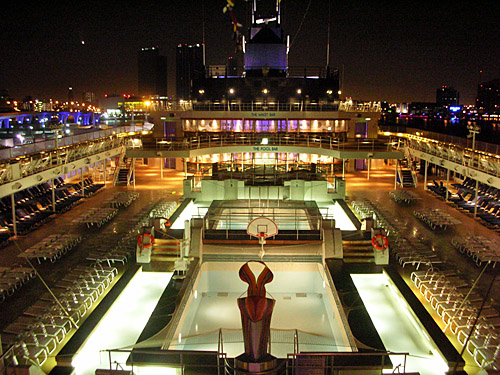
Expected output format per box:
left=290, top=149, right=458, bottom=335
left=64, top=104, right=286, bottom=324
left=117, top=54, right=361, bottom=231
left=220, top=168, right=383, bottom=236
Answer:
left=1, top=1, right=499, bottom=104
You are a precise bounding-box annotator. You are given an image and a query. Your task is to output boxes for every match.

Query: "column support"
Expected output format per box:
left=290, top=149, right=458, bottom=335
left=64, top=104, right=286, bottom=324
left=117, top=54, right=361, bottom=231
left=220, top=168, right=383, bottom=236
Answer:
left=103, top=159, right=107, bottom=188
left=11, top=193, right=17, bottom=237
left=52, top=178, right=56, bottom=212
left=133, top=158, right=136, bottom=189
left=394, top=159, right=398, bottom=189
left=474, top=179, right=479, bottom=217
left=423, top=160, right=428, bottom=190
left=445, top=168, right=450, bottom=201
left=81, top=166, right=85, bottom=197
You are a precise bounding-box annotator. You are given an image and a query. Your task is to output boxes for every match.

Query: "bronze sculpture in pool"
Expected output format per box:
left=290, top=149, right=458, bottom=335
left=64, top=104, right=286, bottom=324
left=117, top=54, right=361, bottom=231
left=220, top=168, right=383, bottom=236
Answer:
left=236, top=260, right=277, bottom=373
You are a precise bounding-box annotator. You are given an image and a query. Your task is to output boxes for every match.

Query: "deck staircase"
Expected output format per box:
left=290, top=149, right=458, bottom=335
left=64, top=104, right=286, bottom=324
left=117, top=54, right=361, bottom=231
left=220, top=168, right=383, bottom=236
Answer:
left=398, top=141, right=419, bottom=188
left=400, top=167, right=414, bottom=187
left=396, top=158, right=417, bottom=188
left=151, top=239, right=181, bottom=261
left=114, top=158, right=133, bottom=186
left=342, top=239, right=375, bottom=263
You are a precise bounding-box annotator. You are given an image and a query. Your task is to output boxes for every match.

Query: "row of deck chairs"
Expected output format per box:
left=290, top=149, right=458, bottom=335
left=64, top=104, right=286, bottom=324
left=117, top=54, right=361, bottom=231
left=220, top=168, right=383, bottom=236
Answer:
left=413, top=209, right=461, bottom=231
left=71, top=177, right=105, bottom=197
left=411, top=267, right=500, bottom=370
left=0, top=178, right=83, bottom=238
left=0, top=196, right=165, bottom=367
left=351, top=200, right=438, bottom=268
left=17, top=233, right=82, bottom=264
left=104, top=191, right=140, bottom=208
left=427, top=180, right=450, bottom=199
left=451, top=178, right=500, bottom=230
left=72, top=207, right=118, bottom=228
left=389, top=190, right=419, bottom=205
left=451, top=236, right=500, bottom=268
left=0, top=204, right=54, bottom=237
left=149, top=200, right=178, bottom=220
left=1, top=261, right=119, bottom=367
left=391, top=237, right=443, bottom=270
left=86, top=235, right=137, bottom=266
left=350, top=200, right=500, bottom=371
left=85, top=200, right=174, bottom=265
left=350, top=200, right=398, bottom=237
left=428, top=177, right=500, bottom=231
left=0, top=265, right=37, bottom=303
left=6, top=177, right=82, bottom=214
left=352, top=199, right=447, bottom=271
left=0, top=227, right=10, bottom=247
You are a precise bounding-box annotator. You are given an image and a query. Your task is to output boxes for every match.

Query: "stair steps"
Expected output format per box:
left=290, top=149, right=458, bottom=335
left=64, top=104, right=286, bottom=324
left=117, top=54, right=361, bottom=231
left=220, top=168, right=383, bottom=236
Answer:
left=150, top=255, right=178, bottom=262
left=401, top=169, right=414, bottom=187
left=152, top=239, right=181, bottom=255
left=342, top=240, right=375, bottom=263
left=116, top=168, right=129, bottom=185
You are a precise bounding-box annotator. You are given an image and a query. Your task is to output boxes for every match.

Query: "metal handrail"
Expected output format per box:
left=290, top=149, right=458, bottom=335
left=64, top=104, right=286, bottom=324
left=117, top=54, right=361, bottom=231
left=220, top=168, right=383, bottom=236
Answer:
left=380, top=125, right=500, bottom=156
left=104, top=348, right=226, bottom=374
left=161, top=260, right=201, bottom=349
left=0, top=139, right=127, bottom=186
left=405, top=137, right=500, bottom=178
left=150, top=99, right=382, bottom=113
left=151, top=133, right=389, bottom=153
left=0, top=345, right=17, bottom=375
left=0, top=125, right=143, bottom=162
left=285, top=351, right=409, bottom=375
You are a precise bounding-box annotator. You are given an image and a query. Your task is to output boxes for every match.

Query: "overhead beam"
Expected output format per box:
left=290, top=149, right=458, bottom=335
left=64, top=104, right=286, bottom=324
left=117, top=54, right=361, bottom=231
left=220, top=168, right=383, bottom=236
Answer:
left=0, top=146, right=124, bottom=200
left=127, top=146, right=403, bottom=161
left=410, top=148, right=500, bottom=190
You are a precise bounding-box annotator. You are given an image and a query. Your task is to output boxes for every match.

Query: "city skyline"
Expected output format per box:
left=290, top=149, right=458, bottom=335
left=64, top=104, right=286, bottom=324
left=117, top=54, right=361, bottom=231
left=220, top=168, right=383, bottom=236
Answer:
left=1, top=0, right=499, bottom=104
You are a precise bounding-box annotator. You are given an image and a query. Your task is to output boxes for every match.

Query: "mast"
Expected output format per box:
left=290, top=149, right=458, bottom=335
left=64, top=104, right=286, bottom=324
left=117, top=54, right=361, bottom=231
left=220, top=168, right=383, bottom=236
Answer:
left=276, top=0, right=280, bottom=24
left=202, top=0, right=206, bottom=66
left=326, top=0, right=331, bottom=69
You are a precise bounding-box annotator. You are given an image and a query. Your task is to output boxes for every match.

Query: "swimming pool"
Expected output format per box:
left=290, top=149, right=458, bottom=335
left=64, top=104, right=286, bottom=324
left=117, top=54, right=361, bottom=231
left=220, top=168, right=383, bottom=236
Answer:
left=71, top=269, right=173, bottom=375
left=351, top=272, right=449, bottom=375
left=164, top=261, right=355, bottom=358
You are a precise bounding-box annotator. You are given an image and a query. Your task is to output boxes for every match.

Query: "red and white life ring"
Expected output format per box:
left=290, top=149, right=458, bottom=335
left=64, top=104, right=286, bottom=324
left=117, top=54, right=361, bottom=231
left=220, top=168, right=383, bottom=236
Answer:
left=138, top=233, right=154, bottom=248
left=371, top=234, right=389, bottom=251
left=162, top=217, right=172, bottom=229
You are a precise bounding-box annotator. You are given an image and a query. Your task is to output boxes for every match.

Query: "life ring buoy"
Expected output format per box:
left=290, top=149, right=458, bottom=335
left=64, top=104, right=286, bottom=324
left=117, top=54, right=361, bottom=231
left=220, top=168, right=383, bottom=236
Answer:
left=138, top=233, right=154, bottom=248
left=162, top=217, right=172, bottom=229
left=371, top=234, right=389, bottom=251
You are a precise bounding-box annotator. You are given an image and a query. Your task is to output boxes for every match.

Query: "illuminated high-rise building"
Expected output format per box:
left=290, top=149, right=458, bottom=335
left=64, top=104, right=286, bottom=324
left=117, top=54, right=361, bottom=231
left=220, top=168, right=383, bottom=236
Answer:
left=175, top=44, right=205, bottom=100
left=436, top=86, right=459, bottom=107
left=476, top=79, right=500, bottom=112
left=137, top=47, right=168, bottom=97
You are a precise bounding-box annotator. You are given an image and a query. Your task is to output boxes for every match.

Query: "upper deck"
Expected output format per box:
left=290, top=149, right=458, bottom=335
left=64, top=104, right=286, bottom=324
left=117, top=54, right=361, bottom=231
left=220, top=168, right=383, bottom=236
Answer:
left=128, top=99, right=400, bottom=161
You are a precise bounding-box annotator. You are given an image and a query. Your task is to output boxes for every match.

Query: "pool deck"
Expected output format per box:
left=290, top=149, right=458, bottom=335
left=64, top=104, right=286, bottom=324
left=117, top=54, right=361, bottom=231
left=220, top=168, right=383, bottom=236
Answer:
left=1, top=157, right=495, bottom=374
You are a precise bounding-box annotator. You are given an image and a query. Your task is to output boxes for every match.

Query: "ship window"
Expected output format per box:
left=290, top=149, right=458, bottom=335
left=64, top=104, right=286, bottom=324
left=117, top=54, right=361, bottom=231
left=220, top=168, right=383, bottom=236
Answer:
left=244, top=120, right=252, bottom=132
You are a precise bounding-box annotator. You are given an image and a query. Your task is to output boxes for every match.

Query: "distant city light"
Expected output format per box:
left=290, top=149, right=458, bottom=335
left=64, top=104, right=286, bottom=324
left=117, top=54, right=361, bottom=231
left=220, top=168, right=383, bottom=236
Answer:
left=449, top=106, right=461, bottom=112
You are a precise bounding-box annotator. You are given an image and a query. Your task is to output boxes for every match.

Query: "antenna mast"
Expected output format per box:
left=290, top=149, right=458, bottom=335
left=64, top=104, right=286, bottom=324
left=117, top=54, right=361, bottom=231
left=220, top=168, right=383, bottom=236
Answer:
left=202, top=0, right=206, bottom=66
left=326, top=0, right=331, bottom=68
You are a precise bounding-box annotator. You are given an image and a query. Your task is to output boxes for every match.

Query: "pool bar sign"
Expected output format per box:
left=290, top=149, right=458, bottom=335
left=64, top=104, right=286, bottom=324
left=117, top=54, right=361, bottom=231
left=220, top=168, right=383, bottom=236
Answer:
left=253, top=146, right=279, bottom=152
